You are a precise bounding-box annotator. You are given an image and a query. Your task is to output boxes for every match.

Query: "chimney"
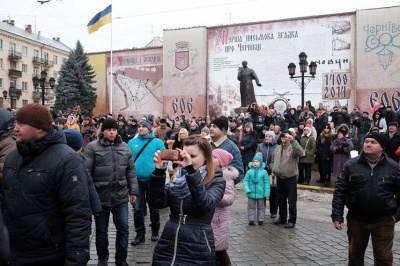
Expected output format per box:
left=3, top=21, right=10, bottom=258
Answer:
left=25, top=25, right=32, bottom=33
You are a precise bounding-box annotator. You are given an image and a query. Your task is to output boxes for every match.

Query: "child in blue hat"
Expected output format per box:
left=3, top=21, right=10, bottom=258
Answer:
left=244, top=152, right=270, bottom=225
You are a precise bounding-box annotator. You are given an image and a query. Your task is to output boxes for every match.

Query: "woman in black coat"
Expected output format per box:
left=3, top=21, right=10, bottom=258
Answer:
left=149, top=135, right=226, bottom=265
left=240, top=123, right=257, bottom=173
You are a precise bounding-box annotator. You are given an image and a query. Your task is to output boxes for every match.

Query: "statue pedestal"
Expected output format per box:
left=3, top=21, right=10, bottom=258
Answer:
left=234, top=106, right=249, bottom=114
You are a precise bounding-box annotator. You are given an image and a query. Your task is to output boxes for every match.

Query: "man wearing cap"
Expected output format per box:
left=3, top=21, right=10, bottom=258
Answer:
left=1, top=104, right=92, bottom=265
left=332, top=132, right=400, bottom=265
left=128, top=119, right=164, bottom=246
left=210, top=116, right=244, bottom=184
left=84, top=118, right=138, bottom=266
left=126, top=117, right=138, bottom=140
left=384, top=121, right=400, bottom=162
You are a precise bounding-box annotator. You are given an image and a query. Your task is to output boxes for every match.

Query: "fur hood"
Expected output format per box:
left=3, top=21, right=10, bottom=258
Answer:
left=222, top=166, right=239, bottom=182
left=337, top=124, right=350, bottom=136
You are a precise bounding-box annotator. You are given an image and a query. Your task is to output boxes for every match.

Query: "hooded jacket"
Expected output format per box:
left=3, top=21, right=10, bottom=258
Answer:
left=1, top=127, right=92, bottom=265
left=244, top=162, right=270, bottom=199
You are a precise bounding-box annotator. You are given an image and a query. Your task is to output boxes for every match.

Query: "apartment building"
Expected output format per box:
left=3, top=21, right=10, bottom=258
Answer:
left=0, top=20, right=71, bottom=109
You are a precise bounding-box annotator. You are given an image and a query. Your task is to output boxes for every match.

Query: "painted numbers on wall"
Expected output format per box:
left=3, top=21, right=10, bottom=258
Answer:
left=369, top=91, right=400, bottom=111
left=322, top=72, right=351, bottom=99
left=172, top=97, right=193, bottom=114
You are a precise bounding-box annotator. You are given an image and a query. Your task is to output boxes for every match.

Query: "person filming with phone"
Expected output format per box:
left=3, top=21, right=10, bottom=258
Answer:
left=149, top=135, right=226, bottom=265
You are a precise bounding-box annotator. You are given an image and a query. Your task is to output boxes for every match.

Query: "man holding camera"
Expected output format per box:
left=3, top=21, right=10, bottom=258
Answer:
left=128, top=120, right=164, bottom=245
left=271, top=130, right=304, bottom=228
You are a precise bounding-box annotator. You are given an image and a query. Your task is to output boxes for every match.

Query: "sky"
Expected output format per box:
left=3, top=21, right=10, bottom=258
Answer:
left=2, top=0, right=400, bottom=53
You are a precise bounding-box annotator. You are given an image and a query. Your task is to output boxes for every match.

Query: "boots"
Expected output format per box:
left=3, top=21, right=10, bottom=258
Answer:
left=324, top=178, right=331, bottom=187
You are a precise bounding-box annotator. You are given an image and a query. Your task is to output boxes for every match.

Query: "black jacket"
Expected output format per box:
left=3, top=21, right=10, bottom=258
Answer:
left=1, top=127, right=92, bottom=265
left=332, top=152, right=400, bottom=223
left=383, top=132, right=400, bottom=162
left=149, top=168, right=225, bottom=265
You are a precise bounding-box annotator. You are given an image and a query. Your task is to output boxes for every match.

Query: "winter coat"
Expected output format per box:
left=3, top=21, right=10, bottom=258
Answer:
left=330, top=137, right=354, bottom=177
left=0, top=202, right=10, bottom=264
left=332, top=152, right=400, bottom=223
left=383, top=131, right=400, bottom=163
left=256, top=140, right=278, bottom=174
left=128, top=131, right=165, bottom=180
left=244, top=162, right=270, bottom=199
left=85, top=168, right=103, bottom=215
left=315, top=112, right=329, bottom=135
left=149, top=168, right=226, bottom=265
left=352, top=117, right=371, bottom=134
left=372, top=111, right=387, bottom=133
left=299, top=133, right=316, bottom=164
left=1, top=127, right=92, bottom=265
left=272, top=140, right=304, bottom=178
left=0, top=130, right=17, bottom=182
left=240, top=131, right=257, bottom=166
left=316, top=134, right=333, bottom=162
left=84, top=134, right=138, bottom=208
left=211, top=136, right=244, bottom=184
left=211, top=166, right=238, bottom=251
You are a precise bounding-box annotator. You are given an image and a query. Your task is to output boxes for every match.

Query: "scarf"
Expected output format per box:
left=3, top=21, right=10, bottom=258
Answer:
left=170, top=165, right=207, bottom=199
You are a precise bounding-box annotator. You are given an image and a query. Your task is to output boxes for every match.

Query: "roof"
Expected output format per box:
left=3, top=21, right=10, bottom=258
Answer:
left=0, top=21, right=71, bottom=53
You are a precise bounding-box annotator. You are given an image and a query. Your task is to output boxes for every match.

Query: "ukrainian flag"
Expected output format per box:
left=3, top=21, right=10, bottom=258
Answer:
left=87, top=4, right=112, bottom=34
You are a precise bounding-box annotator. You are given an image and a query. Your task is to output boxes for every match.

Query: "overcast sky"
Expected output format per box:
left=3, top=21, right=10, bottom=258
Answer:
left=2, top=0, right=399, bottom=53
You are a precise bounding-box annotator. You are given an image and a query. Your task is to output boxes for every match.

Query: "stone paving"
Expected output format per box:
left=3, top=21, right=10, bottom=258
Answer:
left=88, top=182, right=400, bottom=265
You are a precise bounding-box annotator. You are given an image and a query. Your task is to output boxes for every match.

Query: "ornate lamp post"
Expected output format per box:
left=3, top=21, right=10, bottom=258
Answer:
left=3, top=84, right=22, bottom=109
left=32, top=70, right=55, bottom=105
left=288, top=52, right=317, bottom=108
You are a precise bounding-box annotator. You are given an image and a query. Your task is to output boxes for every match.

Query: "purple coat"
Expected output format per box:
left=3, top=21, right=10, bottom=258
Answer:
left=330, top=137, right=354, bottom=177
left=211, top=166, right=238, bottom=251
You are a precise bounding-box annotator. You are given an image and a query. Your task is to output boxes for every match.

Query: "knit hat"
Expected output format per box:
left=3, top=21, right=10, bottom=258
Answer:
left=211, top=116, right=229, bottom=132
left=265, top=131, right=276, bottom=140
left=201, top=126, right=210, bottom=135
left=253, top=153, right=263, bottom=163
left=212, top=148, right=233, bottom=168
left=0, top=108, right=15, bottom=132
left=364, top=132, right=387, bottom=150
left=64, top=129, right=84, bottom=151
left=15, top=104, right=52, bottom=132
left=139, top=119, right=153, bottom=131
left=101, top=118, right=118, bottom=131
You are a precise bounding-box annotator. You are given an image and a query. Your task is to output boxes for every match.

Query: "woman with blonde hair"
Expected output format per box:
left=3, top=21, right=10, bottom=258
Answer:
left=150, top=135, right=226, bottom=265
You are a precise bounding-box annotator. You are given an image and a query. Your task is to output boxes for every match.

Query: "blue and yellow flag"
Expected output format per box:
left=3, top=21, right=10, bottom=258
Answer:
left=87, top=4, right=112, bottom=34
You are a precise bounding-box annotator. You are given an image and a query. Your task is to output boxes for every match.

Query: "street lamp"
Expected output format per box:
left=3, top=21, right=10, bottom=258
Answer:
left=288, top=52, right=317, bottom=108
left=3, top=84, right=22, bottom=109
left=32, top=70, right=55, bottom=105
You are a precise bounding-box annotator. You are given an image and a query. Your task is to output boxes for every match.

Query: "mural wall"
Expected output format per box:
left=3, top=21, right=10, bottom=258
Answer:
left=207, top=14, right=355, bottom=116
left=356, top=6, right=400, bottom=112
left=163, top=27, right=208, bottom=117
left=88, top=53, right=107, bottom=116
left=106, top=47, right=163, bottom=117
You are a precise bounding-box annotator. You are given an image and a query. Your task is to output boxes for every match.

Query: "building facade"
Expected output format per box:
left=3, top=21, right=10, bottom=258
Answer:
left=0, top=20, right=70, bottom=109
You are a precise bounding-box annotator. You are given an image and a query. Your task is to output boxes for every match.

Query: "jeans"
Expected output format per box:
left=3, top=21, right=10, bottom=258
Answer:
left=358, top=133, right=365, bottom=153
left=298, top=163, right=311, bottom=184
left=133, top=180, right=160, bottom=236
left=95, top=202, right=129, bottom=262
left=277, top=176, right=297, bottom=224
left=347, top=216, right=395, bottom=266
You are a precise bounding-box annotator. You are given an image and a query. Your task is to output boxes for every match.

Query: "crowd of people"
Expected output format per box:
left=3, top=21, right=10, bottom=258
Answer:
left=0, top=99, right=400, bottom=265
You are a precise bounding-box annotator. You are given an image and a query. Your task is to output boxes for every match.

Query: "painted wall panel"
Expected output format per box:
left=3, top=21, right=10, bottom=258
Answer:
left=207, top=14, right=355, bottom=116
left=163, top=27, right=207, bottom=117
left=106, top=48, right=163, bottom=118
left=88, top=53, right=107, bottom=116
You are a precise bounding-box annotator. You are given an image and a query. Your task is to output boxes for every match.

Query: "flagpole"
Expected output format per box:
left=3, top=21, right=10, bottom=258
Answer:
left=109, top=0, right=113, bottom=115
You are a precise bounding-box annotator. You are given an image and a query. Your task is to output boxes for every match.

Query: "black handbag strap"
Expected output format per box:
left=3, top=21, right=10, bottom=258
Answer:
left=134, top=138, right=154, bottom=163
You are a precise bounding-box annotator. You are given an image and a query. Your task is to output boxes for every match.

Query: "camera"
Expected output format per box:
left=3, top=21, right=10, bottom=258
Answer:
left=160, top=150, right=182, bottom=161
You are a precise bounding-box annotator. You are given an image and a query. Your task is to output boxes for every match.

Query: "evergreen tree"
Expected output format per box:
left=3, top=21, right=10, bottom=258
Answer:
left=54, top=40, right=97, bottom=116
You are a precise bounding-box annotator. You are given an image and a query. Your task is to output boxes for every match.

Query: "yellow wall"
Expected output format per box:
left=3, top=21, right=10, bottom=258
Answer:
left=88, top=53, right=107, bottom=116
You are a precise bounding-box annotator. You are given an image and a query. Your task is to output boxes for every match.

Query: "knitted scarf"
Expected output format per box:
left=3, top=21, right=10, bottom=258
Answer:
left=170, top=165, right=207, bottom=199
left=251, top=167, right=260, bottom=184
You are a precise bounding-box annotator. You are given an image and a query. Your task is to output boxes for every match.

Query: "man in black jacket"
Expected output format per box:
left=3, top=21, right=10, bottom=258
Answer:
left=1, top=104, right=92, bottom=265
left=332, top=132, right=400, bottom=265
left=383, top=121, right=400, bottom=162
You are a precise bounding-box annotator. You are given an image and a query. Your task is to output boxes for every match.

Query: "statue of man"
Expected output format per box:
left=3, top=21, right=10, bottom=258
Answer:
left=237, top=60, right=262, bottom=107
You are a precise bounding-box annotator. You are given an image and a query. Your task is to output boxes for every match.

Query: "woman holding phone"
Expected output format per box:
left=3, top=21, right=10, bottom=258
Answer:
left=149, top=135, right=226, bottom=265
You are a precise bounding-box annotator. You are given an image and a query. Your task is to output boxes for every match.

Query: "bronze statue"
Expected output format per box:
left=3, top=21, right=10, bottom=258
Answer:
left=237, top=60, right=262, bottom=107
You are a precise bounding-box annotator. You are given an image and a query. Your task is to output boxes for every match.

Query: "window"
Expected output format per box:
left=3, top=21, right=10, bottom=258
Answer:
left=0, top=78, right=3, bottom=87
left=53, top=55, right=58, bottom=65
left=10, top=61, right=16, bottom=69
left=33, top=67, right=39, bottom=75
left=22, top=64, right=28, bottom=73
left=22, top=82, right=28, bottom=91
left=22, top=46, right=28, bottom=56
left=44, top=52, right=49, bottom=62
left=9, top=42, right=16, bottom=52
left=0, top=58, right=2, bottom=69
left=23, top=100, right=28, bottom=106
left=0, top=39, right=3, bottom=49
left=53, top=71, right=58, bottom=80
left=33, top=49, right=39, bottom=58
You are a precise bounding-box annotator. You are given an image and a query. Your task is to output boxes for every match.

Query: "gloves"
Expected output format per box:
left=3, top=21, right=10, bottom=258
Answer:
left=342, top=142, right=350, bottom=148
left=336, top=147, right=344, bottom=154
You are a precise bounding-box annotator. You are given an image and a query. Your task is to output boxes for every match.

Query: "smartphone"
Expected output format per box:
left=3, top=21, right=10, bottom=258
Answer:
left=160, top=150, right=182, bottom=161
